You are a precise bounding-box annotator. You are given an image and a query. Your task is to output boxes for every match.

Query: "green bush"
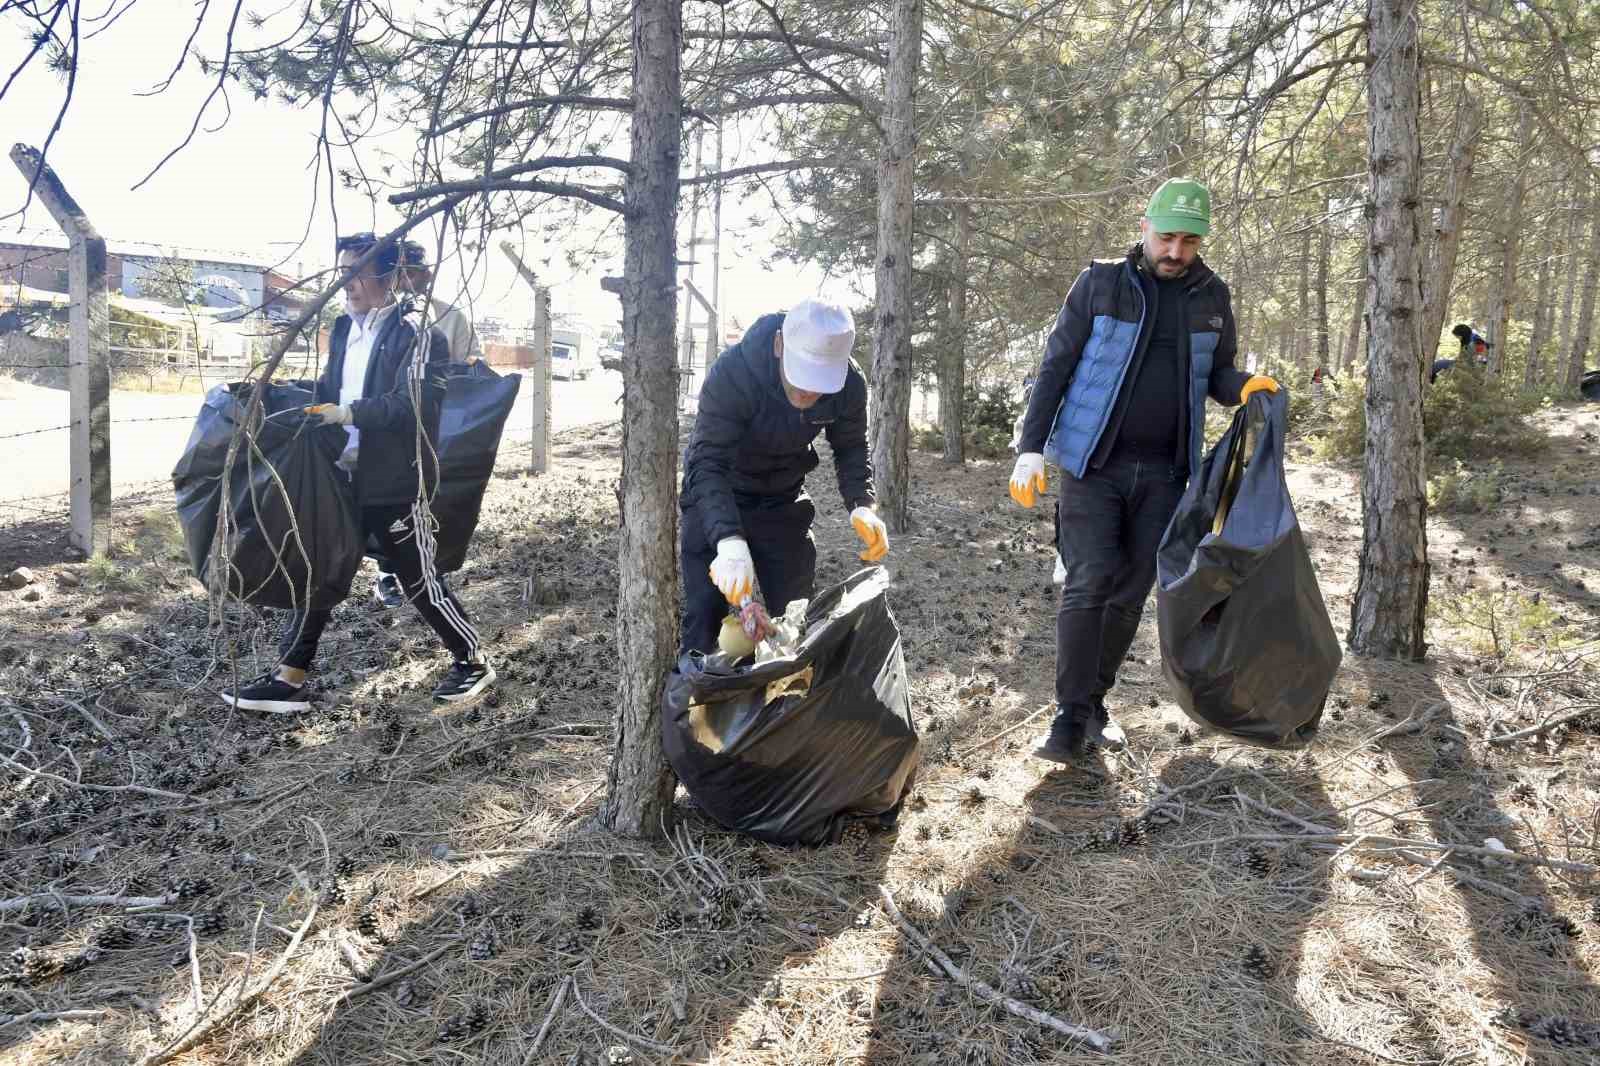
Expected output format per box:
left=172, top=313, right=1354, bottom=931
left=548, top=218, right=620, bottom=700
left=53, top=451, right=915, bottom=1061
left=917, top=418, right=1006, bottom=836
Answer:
left=1309, top=363, right=1547, bottom=463
left=916, top=386, right=1023, bottom=459
left=1428, top=459, right=1503, bottom=514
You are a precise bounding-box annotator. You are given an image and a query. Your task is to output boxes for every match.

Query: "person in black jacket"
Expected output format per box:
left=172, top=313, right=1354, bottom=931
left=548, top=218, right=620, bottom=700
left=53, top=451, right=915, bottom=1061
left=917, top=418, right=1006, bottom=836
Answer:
left=680, top=298, right=885, bottom=654
left=1008, top=178, right=1278, bottom=761
left=220, top=232, right=494, bottom=713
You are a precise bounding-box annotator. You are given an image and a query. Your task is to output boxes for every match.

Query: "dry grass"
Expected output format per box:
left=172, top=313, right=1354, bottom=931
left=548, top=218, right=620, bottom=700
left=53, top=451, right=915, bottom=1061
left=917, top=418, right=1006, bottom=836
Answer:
left=2, top=406, right=1600, bottom=1065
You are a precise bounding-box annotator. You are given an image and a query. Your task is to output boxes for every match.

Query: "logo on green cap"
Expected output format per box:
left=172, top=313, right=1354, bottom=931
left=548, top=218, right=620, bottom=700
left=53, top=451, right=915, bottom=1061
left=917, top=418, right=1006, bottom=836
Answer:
left=1145, top=178, right=1211, bottom=236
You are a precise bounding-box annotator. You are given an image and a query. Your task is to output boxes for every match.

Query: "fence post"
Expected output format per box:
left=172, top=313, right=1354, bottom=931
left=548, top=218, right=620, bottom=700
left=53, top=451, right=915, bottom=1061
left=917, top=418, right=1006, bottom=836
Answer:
left=10, top=144, right=111, bottom=556
left=530, top=285, right=552, bottom=475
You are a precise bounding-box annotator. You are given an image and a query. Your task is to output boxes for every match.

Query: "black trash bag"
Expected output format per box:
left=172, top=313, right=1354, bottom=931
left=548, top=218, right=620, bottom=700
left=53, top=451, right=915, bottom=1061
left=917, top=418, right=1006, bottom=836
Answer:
left=172, top=383, right=363, bottom=611
left=661, top=568, right=920, bottom=846
left=1155, top=390, right=1341, bottom=744
left=426, top=361, right=522, bottom=574
left=1581, top=369, right=1600, bottom=402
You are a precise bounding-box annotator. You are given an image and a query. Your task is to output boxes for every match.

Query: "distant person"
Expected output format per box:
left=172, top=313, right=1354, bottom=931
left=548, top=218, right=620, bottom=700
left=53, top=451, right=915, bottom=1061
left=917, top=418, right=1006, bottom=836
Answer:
left=220, top=231, right=494, bottom=712
left=1008, top=177, right=1278, bottom=762
left=1429, top=357, right=1455, bottom=384
left=1451, top=322, right=1491, bottom=366
left=400, top=239, right=482, bottom=365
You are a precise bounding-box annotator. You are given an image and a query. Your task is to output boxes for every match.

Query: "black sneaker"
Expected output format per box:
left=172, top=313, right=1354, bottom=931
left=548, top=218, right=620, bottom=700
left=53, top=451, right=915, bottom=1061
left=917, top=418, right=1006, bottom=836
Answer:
left=220, top=672, right=310, bottom=714
left=1033, top=710, right=1086, bottom=764
left=372, top=572, right=405, bottom=609
left=433, top=659, right=496, bottom=702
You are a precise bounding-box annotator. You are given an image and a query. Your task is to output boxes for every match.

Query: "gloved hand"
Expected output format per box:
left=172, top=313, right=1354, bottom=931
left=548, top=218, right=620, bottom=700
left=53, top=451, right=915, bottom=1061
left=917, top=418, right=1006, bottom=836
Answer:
left=1009, top=452, right=1047, bottom=508
left=708, top=536, right=755, bottom=602
left=1239, top=375, right=1279, bottom=403
left=850, top=505, right=889, bottom=563
left=305, top=403, right=353, bottom=426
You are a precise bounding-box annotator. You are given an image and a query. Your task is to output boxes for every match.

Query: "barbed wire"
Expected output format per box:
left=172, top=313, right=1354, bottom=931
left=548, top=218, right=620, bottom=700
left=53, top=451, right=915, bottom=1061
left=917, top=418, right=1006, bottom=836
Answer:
left=0, top=414, right=202, bottom=441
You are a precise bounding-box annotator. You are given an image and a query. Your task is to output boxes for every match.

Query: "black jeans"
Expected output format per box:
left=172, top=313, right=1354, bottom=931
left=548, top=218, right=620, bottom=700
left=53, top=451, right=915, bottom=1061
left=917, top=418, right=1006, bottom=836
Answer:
left=280, top=502, right=481, bottom=670
left=680, top=497, right=817, bottom=655
left=1055, top=452, right=1186, bottom=721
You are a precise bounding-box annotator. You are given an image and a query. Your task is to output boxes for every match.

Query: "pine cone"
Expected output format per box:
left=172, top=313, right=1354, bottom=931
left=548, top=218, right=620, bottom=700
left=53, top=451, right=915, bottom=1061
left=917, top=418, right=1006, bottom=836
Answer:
left=655, top=910, right=684, bottom=933
left=1242, top=845, right=1272, bottom=877
left=11, top=947, right=61, bottom=983
left=356, top=907, right=383, bottom=940
left=1510, top=780, right=1537, bottom=805
left=1118, top=817, right=1149, bottom=847
left=171, top=876, right=213, bottom=901
left=194, top=909, right=227, bottom=936
left=93, top=923, right=136, bottom=950
left=467, top=926, right=497, bottom=962
left=1527, top=1014, right=1597, bottom=1049
left=379, top=831, right=401, bottom=849
left=437, top=1002, right=489, bottom=1043
left=321, top=878, right=347, bottom=907
left=576, top=905, right=601, bottom=931
left=1241, top=944, right=1274, bottom=980
left=708, top=884, right=738, bottom=915
left=335, top=854, right=359, bottom=877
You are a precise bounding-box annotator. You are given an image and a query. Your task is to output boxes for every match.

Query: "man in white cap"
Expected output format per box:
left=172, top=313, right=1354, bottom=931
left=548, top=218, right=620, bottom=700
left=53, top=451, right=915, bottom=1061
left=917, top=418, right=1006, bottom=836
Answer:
left=679, top=297, right=887, bottom=654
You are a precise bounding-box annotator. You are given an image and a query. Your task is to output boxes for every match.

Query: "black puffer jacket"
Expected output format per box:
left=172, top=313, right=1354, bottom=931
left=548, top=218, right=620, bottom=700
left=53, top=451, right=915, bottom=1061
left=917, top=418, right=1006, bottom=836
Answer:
left=681, top=313, right=875, bottom=547
left=315, top=304, right=450, bottom=507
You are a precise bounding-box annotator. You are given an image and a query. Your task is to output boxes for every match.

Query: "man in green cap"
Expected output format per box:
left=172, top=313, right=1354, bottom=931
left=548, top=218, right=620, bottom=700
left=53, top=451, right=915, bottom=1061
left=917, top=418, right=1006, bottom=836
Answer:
left=1007, top=177, right=1278, bottom=761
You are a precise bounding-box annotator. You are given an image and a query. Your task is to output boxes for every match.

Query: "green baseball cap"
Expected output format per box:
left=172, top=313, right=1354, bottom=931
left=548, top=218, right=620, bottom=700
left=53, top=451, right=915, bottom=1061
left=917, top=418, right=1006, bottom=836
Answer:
left=1145, top=178, right=1211, bottom=236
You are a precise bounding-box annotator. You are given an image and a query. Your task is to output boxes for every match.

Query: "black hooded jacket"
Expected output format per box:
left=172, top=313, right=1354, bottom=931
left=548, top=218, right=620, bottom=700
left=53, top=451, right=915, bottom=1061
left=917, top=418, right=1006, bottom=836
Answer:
left=681, top=313, right=875, bottom=548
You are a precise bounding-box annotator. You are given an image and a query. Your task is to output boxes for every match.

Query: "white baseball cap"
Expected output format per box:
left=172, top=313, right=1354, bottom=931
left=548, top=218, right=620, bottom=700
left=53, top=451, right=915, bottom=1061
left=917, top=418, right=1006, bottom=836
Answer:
left=780, top=298, right=856, bottom=394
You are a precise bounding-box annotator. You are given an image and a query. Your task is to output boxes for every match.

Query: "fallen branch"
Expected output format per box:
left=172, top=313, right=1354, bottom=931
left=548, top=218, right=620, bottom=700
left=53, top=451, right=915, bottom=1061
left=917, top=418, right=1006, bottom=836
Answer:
left=0, top=892, right=176, bottom=914
left=337, top=940, right=456, bottom=1004
left=0, top=750, right=188, bottom=800
left=53, top=695, right=117, bottom=740
left=1488, top=704, right=1600, bottom=746
left=0, top=1009, right=106, bottom=1030
left=135, top=896, right=318, bottom=1066
left=523, top=974, right=573, bottom=1064
left=956, top=704, right=1049, bottom=757
left=878, top=887, right=1116, bottom=1053
left=570, top=975, right=679, bottom=1056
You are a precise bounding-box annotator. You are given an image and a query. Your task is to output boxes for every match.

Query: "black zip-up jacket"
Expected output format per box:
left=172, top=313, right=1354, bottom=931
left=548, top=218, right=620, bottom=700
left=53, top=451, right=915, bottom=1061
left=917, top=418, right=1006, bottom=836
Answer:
left=315, top=303, right=450, bottom=507
left=1018, top=245, right=1250, bottom=479
left=681, top=313, right=875, bottom=548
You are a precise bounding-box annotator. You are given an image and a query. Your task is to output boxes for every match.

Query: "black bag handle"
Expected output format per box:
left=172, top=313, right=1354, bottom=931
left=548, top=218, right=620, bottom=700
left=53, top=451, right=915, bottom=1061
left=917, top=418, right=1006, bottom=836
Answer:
left=1210, top=389, right=1287, bottom=536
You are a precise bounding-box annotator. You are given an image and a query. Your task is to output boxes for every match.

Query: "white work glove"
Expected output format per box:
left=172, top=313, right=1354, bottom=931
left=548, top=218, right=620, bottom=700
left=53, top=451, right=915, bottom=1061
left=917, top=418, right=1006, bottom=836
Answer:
left=708, top=536, right=755, bottom=602
left=850, top=505, right=888, bottom=563
left=1009, top=452, right=1047, bottom=508
left=305, top=403, right=353, bottom=427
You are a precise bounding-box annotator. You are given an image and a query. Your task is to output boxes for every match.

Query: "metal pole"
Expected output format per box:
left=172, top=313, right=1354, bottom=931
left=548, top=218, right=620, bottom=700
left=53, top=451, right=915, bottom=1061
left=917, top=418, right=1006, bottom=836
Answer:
left=530, top=286, right=552, bottom=474
left=10, top=144, right=110, bottom=556
left=679, top=125, right=705, bottom=408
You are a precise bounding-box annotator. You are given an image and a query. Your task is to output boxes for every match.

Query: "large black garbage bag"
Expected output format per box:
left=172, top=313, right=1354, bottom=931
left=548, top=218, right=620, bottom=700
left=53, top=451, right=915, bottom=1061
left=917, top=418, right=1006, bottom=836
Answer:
left=662, top=569, right=920, bottom=845
left=172, top=383, right=362, bottom=611
left=426, top=361, right=522, bottom=573
left=1156, top=390, right=1341, bottom=743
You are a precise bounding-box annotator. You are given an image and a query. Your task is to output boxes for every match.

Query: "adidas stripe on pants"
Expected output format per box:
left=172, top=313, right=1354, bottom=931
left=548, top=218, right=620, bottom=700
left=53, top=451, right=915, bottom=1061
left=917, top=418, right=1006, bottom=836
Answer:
left=279, top=503, right=481, bottom=670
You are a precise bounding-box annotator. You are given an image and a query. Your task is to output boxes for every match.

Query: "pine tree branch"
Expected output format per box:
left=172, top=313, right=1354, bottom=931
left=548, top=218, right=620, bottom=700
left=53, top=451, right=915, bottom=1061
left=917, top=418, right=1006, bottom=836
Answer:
left=684, top=28, right=886, bottom=66
left=390, top=178, right=625, bottom=214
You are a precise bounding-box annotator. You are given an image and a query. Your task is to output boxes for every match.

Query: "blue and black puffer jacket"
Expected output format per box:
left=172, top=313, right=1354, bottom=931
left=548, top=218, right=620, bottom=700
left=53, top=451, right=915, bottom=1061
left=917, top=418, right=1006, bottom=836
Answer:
left=1016, top=246, right=1250, bottom=481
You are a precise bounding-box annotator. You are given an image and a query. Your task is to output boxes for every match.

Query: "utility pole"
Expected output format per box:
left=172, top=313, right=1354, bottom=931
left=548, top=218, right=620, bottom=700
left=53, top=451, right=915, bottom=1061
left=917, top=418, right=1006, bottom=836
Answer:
left=11, top=145, right=110, bottom=556
left=499, top=241, right=552, bottom=474
left=706, top=120, right=723, bottom=370
left=678, top=125, right=706, bottom=409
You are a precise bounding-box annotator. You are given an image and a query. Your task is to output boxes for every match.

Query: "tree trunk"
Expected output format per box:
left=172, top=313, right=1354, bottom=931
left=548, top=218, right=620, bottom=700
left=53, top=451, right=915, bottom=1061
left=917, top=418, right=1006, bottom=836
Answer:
left=939, top=202, right=970, bottom=464
left=869, top=0, right=922, bottom=532
left=1296, top=228, right=1311, bottom=370
left=1570, top=203, right=1600, bottom=393
left=1349, top=0, right=1429, bottom=660
left=1526, top=214, right=1556, bottom=388
left=1316, top=201, right=1331, bottom=369
left=601, top=0, right=681, bottom=838
left=1420, top=90, right=1482, bottom=361
left=1340, top=251, right=1367, bottom=374
left=1486, top=105, right=1533, bottom=376
left=1559, top=177, right=1581, bottom=363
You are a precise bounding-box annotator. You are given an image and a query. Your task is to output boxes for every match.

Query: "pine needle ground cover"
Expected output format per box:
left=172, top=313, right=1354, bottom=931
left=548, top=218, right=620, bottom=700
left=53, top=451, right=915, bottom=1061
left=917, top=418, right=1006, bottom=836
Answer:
left=2, top=405, right=1600, bottom=1064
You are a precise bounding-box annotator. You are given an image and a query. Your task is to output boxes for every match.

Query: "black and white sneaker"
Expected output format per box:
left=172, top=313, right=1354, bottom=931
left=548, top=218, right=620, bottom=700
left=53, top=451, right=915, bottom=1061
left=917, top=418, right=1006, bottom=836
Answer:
left=220, top=672, right=310, bottom=714
left=372, top=572, right=405, bottom=609
left=433, top=659, right=496, bottom=703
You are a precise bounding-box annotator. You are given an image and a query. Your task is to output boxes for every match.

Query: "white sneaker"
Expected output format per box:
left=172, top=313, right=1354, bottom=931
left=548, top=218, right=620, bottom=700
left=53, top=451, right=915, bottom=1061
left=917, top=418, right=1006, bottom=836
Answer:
left=1052, top=555, right=1067, bottom=585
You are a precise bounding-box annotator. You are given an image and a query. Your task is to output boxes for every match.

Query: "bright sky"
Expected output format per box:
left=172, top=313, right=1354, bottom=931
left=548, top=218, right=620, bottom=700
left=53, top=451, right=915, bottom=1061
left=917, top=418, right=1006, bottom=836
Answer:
left=0, top=3, right=860, bottom=342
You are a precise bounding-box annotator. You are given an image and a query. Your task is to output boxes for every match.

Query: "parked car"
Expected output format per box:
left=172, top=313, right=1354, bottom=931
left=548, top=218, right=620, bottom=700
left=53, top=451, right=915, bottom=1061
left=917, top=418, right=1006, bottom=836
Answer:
left=550, top=326, right=597, bottom=380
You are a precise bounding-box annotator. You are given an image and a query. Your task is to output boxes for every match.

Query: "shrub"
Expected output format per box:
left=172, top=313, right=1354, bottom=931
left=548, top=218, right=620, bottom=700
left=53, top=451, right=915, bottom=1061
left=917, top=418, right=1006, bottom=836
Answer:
left=1430, top=585, right=1572, bottom=659
left=1428, top=459, right=1503, bottom=514
left=1309, top=363, right=1547, bottom=463
left=915, top=386, right=1023, bottom=460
